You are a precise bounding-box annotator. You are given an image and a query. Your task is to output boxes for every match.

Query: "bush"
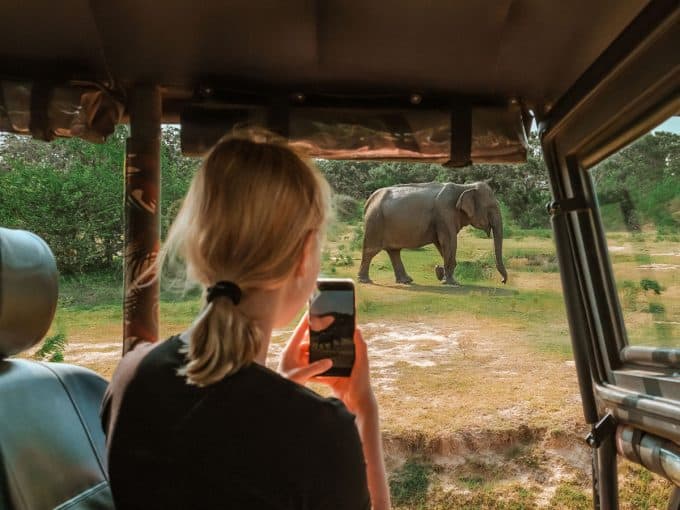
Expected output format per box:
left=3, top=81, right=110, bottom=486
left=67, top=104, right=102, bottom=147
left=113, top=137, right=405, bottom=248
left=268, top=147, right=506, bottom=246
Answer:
left=34, top=332, right=68, bottom=362
left=0, top=127, right=198, bottom=274
left=390, top=460, right=432, bottom=507
left=648, top=302, right=665, bottom=314
left=333, top=194, right=362, bottom=223
left=350, top=224, right=365, bottom=251
left=640, top=279, right=663, bottom=295
left=456, top=259, right=492, bottom=282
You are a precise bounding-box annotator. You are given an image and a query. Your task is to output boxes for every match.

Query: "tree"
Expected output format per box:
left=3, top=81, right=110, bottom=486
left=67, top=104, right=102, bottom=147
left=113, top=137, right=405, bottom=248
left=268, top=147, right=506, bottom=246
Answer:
left=316, top=133, right=553, bottom=229
left=0, top=126, right=198, bottom=274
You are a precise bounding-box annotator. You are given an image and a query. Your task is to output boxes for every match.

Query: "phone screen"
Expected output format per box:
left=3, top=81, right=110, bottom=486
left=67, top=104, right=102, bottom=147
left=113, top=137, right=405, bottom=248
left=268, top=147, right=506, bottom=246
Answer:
left=309, top=281, right=355, bottom=377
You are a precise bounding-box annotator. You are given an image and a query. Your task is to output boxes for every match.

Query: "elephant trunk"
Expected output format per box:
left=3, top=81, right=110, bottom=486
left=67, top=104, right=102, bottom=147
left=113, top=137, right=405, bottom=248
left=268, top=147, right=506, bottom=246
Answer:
left=491, top=214, right=507, bottom=284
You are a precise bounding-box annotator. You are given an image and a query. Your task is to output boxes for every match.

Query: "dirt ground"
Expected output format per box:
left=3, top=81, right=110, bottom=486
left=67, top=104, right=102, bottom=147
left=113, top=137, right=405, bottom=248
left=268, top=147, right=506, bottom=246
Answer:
left=33, top=231, right=677, bottom=507
left=55, top=315, right=598, bottom=507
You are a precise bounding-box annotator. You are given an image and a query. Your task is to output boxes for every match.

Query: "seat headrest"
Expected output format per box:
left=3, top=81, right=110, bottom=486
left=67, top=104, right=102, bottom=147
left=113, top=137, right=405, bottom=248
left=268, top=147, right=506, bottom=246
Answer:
left=0, top=228, right=58, bottom=358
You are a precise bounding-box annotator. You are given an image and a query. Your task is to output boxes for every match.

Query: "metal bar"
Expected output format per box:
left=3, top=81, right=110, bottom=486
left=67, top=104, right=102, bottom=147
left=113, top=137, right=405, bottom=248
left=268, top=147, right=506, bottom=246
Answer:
left=617, top=425, right=680, bottom=486
left=597, top=433, right=619, bottom=510
left=550, top=210, right=599, bottom=423
left=567, top=156, right=626, bottom=374
left=621, top=346, right=680, bottom=369
left=563, top=157, right=621, bottom=510
left=543, top=138, right=601, bottom=422
left=541, top=136, right=619, bottom=508
left=123, top=85, right=161, bottom=354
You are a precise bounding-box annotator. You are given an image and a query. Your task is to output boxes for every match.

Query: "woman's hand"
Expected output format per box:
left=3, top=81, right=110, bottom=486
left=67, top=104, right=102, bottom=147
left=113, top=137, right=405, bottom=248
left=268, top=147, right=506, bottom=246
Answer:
left=317, top=325, right=389, bottom=510
left=278, top=314, right=333, bottom=385
left=316, top=326, right=376, bottom=415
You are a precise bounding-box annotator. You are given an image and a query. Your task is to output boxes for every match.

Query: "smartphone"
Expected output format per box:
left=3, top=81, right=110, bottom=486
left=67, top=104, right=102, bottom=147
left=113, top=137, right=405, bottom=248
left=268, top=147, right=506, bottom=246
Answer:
left=308, top=278, right=356, bottom=377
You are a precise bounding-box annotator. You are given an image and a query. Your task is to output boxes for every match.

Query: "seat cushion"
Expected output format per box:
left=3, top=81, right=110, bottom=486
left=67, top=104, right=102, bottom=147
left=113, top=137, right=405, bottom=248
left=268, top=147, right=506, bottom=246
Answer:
left=0, top=359, right=113, bottom=510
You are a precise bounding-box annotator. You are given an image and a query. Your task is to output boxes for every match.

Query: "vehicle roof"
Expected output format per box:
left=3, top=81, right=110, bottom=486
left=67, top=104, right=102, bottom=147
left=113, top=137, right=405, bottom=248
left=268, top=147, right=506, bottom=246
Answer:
left=1, top=1, right=649, bottom=114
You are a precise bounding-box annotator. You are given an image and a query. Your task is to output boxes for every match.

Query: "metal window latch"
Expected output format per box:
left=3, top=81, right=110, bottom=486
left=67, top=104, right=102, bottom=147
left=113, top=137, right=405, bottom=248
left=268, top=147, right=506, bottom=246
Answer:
left=585, top=413, right=617, bottom=448
left=546, top=197, right=590, bottom=216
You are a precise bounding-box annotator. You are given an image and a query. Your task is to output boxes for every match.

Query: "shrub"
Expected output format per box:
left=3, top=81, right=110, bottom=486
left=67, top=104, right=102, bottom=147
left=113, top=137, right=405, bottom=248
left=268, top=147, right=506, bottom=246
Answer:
left=350, top=224, right=365, bottom=251
left=389, top=460, right=431, bottom=507
left=648, top=302, right=665, bottom=314
left=640, top=279, right=663, bottom=295
left=333, top=194, right=362, bottom=223
left=456, top=259, right=492, bottom=282
left=34, top=332, right=68, bottom=362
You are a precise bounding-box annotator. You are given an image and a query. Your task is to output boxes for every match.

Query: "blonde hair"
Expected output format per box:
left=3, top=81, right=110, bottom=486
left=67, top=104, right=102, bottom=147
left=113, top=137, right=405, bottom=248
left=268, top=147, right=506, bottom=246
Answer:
left=161, top=131, right=330, bottom=386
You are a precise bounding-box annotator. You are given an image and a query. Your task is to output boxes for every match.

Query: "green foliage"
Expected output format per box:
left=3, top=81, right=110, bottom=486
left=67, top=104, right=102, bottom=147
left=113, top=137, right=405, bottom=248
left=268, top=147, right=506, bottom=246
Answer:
left=318, top=134, right=553, bottom=230
left=33, top=332, right=68, bottom=362
left=0, top=126, right=197, bottom=274
left=618, top=462, right=674, bottom=510
left=319, top=132, right=680, bottom=234
left=592, top=131, right=680, bottom=234
left=331, top=253, right=353, bottom=267
left=620, top=280, right=641, bottom=311
left=549, top=481, right=590, bottom=509
left=648, top=302, right=665, bottom=314
left=640, top=278, right=663, bottom=294
left=350, top=224, right=364, bottom=251
left=456, top=259, right=492, bottom=282
left=316, top=160, right=444, bottom=201
left=332, top=193, right=362, bottom=223
left=390, top=460, right=432, bottom=507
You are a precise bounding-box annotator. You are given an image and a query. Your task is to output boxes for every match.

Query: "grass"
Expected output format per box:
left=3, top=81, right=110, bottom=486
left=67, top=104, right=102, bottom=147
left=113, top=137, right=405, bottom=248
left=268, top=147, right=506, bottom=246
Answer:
left=549, top=480, right=591, bottom=509
left=390, top=459, right=432, bottom=507
left=33, top=332, right=68, bottom=362
left=29, top=225, right=679, bottom=508
left=618, top=461, right=675, bottom=510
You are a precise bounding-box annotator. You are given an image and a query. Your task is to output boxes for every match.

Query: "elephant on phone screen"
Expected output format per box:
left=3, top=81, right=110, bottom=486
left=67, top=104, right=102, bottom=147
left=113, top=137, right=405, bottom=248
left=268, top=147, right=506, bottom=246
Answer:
left=358, top=181, right=507, bottom=285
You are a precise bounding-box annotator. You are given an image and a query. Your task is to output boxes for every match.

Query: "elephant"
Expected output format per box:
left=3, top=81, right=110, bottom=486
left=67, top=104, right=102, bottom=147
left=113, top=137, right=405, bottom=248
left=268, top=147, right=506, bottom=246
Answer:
left=357, top=181, right=507, bottom=285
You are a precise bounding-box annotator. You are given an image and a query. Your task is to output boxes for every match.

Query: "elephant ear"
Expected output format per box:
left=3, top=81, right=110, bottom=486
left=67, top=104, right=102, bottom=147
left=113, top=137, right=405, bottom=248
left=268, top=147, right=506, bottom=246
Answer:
left=456, top=188, right=477, bottom=219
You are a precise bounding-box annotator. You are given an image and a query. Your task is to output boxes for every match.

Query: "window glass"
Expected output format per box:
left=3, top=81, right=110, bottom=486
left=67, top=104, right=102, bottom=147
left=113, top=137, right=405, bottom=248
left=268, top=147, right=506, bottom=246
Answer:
left=590, top=118, right=680, bottom=347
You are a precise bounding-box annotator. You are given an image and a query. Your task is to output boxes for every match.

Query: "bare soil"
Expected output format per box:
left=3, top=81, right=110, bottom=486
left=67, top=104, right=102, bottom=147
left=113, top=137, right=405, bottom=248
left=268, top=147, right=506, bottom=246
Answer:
left=47, top=315, right=592, bottom=507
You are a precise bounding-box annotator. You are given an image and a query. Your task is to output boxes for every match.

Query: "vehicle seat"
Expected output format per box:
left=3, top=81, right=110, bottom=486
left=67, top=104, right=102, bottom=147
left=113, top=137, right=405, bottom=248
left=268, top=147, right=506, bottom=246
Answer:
left=0, top=227, right=113, bottom=510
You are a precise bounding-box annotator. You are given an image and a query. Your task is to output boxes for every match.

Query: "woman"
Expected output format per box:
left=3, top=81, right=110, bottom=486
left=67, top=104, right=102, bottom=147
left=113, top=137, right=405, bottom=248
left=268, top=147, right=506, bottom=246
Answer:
left=102, top=132, right=391, bottom=509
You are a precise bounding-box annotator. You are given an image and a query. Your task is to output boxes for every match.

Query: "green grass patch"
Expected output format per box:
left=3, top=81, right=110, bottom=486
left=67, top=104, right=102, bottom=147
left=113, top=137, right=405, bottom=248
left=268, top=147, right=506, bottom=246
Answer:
left=423, top=482, right=537, bottom=510
left=390, top=459, right=432, bottom=508
left=549, top=480, right=591, bottom=509
left=456, top=260, right=492, bottom=282
left=618, top=461, right=674, bottom=510
left=33, top=332, right=68, bottom=362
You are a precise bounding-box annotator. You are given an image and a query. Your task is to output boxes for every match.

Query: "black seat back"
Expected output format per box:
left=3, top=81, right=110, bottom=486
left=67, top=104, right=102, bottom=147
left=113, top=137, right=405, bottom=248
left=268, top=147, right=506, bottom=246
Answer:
left=0, top=228, right=113, bottom=509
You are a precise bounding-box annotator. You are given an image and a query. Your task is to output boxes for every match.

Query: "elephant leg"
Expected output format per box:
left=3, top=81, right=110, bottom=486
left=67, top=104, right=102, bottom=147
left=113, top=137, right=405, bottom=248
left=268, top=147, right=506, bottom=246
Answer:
left=387, top=249, right=413, bottom=284
left=433, top=240, right=445, bottom=281
left=358, top=247, right=380, bottom=283
left=437, top=229, right=460, bottom=285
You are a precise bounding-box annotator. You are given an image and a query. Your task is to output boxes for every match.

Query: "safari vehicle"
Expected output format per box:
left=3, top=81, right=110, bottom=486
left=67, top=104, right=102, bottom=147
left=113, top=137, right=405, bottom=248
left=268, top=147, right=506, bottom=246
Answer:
left=0, top=1, right=678, bottom=509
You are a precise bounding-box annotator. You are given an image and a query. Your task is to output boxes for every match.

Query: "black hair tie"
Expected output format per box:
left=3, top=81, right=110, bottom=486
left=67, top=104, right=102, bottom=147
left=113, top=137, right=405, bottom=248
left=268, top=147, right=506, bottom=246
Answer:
left=206, top=281, right=242, bottom=305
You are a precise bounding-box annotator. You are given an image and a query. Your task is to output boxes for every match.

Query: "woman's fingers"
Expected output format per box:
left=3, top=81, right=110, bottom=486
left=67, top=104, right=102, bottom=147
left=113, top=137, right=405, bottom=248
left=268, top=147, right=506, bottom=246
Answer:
left=352, top=327, right=369, bottom=369
left=290, top=358, right=333, bottom=383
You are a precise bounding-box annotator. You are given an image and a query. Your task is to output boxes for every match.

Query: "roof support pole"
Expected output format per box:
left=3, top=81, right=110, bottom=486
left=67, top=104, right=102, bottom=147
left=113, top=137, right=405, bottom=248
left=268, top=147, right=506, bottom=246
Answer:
left=123, top=85, right=162, bottom=354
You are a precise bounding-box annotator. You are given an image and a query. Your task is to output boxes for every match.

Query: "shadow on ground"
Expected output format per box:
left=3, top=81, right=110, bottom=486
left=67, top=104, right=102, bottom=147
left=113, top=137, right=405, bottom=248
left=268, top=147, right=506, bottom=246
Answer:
left=364, top=282, right=519, bottom=297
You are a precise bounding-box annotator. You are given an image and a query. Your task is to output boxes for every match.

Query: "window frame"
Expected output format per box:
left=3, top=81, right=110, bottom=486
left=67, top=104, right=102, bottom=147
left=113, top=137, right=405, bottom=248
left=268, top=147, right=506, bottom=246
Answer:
left=538, top=1, right=680, bottom=506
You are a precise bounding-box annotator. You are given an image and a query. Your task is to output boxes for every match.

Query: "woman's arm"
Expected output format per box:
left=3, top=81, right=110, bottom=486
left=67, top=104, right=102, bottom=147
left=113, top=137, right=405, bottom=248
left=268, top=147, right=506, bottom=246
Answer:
left=279, top=317, right=391, bottom=509
left=319, top=329, right=391, bottom=510
left=350, top=393, right=391, bottom=510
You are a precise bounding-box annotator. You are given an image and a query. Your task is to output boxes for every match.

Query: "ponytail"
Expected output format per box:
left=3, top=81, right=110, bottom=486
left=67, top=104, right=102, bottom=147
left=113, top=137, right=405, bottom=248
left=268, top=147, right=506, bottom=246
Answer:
left=182, top=298, right=262, bottom=386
